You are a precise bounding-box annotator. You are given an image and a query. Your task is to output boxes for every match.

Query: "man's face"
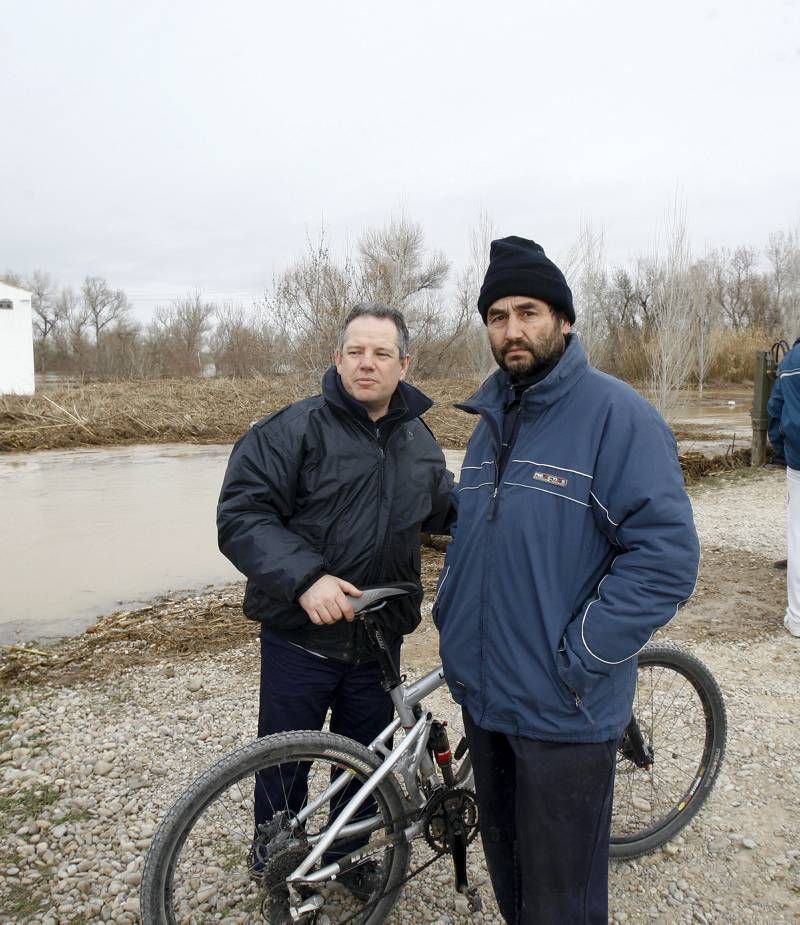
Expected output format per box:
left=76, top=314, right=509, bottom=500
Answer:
left=335, top=316, right=410, bottom=419
left=486, top=296, right=571, bottom=381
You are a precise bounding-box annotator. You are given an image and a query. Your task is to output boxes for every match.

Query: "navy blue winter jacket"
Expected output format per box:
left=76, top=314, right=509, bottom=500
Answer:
left=768, top=339, right=800, bottom=469
left=434, top=337, right=700, bottom=743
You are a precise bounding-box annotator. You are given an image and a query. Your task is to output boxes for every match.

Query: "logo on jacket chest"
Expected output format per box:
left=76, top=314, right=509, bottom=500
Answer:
left=533, top=471, right=568, bottom=488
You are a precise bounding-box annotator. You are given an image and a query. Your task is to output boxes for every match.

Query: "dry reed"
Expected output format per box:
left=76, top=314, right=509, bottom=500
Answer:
left=0, top=377, right=480, bottom=453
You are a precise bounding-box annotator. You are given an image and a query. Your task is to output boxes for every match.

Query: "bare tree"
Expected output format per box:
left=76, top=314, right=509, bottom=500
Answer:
left=645, top=203, right=695, bottom=418
left=706, top=246, right=759, bottom=330
left=687, top=259, right=723, bottom=398
left=1, top=270, right=25, bottom=287
left=767, top=227, right=800, bottom=337
left=149, top=293, right=216, bottom=376
left=564, top=221, right=608, bottom=365
left=209, top=303, right=281, bottom=378
left=81, top=275, right=129, bottom=344
left=357, top=217, right=454, bottom=374
left=22, top=270, right=59, bottom=373
left=447, top=212, right=497, bottom=378
left=54, top=287, right=92, bottom=377
left=358, top=217, right=449, bottom=311
left=268, top=231, right=359, bottom=376
left=267, top=220, right=452, bottom=378
left=101, top=318, right=143, bottom=379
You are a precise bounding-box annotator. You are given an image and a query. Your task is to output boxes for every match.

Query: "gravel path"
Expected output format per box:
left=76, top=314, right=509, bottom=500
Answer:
left=2, top=468, right=799, bottom=924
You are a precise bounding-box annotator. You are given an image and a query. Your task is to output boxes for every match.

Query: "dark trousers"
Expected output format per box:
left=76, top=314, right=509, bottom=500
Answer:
left=254, top=634, right=397, bottom=858
left=463, top=709, right=616, bottom=925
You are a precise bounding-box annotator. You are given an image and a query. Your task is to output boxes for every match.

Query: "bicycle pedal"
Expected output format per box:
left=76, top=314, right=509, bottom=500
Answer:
left=467, top=888, right=482, bottom=913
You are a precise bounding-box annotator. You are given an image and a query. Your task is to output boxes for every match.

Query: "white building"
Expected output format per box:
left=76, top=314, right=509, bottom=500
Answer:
left=0, top=281, right=35, bottom=395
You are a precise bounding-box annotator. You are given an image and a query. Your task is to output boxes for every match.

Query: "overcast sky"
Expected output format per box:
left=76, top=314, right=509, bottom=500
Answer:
left=2, top=0, right=799, bottom=323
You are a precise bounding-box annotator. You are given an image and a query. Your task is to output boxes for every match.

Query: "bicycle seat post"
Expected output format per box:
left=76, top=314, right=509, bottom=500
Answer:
left=362, top=614, right=403, bottom=692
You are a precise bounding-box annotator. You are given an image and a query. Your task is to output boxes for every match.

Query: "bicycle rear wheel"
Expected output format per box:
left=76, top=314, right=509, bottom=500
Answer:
left=610, top=642, right=727, bottom=859
left=140, top=730, right=410, bottom=924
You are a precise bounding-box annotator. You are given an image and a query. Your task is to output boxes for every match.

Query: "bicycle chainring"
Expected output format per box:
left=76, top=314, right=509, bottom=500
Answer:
left=423, top=787, right=479, bottom=853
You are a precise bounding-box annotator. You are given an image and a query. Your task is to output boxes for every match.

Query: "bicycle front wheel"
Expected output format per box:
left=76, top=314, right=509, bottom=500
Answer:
left=140, top=730, right=411, bottom=924
left=610, top=642, right=727, bottom=859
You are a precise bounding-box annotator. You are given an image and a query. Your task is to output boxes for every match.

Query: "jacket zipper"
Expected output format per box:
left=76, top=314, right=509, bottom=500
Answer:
left=353, top=418, right=401, bottom=584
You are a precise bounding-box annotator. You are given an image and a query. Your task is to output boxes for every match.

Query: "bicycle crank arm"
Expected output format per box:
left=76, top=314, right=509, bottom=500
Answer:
left=289, top=892, right=324, bottom=921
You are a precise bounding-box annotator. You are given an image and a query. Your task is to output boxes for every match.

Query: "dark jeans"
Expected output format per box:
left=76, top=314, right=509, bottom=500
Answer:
left=254, top=633, right=397, bottom=859
left=463, top=708, right=616, bottom=925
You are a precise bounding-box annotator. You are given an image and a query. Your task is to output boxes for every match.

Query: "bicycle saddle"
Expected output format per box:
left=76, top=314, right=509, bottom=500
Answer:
left=347, top=582, right=418, bottom=614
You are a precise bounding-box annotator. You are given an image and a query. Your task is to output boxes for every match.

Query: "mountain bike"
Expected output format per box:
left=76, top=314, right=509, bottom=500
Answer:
left=141, top=584, right=727, bottom=923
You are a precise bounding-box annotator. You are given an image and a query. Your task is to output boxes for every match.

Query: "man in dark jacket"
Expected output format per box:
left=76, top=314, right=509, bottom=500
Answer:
left=434, top=237, right=700, bottom=924
left=768, top=337, right=800, bottom=637
left=217, top=302, right=451, bottom=909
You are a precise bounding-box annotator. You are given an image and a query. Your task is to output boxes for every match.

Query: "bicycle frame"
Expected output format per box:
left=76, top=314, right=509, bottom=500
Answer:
left=287, top=665, right=449, bottom=886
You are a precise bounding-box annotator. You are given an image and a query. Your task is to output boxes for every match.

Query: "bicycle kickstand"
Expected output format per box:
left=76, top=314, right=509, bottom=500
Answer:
left=450, top=825, right=482, bottom=913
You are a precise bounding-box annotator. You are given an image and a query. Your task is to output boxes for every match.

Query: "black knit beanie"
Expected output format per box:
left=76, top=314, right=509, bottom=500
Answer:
left=477, top=236, right=575, bottom=325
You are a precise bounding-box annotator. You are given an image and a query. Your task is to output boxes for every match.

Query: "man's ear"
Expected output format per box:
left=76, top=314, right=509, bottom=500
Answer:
left=399, top=355, right=411, bottom=380
left=560, top=319, right=572, bottom=335
left=334, top=350, right=343, bottom=373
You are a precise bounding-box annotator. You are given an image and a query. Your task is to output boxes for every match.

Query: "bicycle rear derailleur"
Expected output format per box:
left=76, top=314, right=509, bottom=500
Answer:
left=423, top=786, right=482, bottom=913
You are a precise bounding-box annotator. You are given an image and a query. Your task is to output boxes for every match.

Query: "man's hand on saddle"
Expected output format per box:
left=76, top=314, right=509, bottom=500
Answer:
left=298, top=574, right=363, bottom=625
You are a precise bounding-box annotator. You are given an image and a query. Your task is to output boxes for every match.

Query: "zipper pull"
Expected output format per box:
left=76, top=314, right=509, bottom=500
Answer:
left=572, top=690, right=595, bottom=725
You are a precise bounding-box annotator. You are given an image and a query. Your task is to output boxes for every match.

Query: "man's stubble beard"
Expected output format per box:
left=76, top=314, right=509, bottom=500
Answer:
left=492, top=325, right=567, bottom=383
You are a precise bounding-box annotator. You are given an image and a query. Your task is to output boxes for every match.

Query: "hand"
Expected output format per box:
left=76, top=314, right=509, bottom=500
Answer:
left=298, top=575, right=362, bottom=625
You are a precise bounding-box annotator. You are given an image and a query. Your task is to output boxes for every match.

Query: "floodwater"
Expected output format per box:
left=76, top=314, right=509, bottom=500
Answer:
left=0, top=389, right=753, bottom=644
left=0, top=444, right=240, bottom=644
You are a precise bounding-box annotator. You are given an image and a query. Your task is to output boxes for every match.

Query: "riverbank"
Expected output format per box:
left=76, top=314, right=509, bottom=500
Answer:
left=1, top=468, right=798, bottom=922
left=1, top=377, right=755, bottom=458
left=0, top=377, right=479, bottom=453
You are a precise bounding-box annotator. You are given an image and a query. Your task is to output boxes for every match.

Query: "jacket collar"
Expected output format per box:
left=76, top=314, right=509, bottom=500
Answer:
left=458, top=335, right=589, bottom=417
left=321, top=365, right=433, bottom=426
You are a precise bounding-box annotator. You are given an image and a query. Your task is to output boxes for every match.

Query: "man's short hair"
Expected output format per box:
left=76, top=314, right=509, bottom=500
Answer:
left=337, top=302, right=410, bottom=358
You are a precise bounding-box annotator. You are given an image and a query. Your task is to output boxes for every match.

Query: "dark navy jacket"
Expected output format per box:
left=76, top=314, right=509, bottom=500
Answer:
left=768, top=339, right=800, bottom=469
left=218, top=367, right=452, bottom=662
left=434, top=337, right=700, bottom=743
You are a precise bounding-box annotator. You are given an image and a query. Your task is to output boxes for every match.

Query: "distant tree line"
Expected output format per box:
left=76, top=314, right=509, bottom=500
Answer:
left=4, top=213, right=800, bottom=413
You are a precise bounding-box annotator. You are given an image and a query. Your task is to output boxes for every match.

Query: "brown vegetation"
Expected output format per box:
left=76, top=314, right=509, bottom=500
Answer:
left=0, top=376, right=482, bottom=453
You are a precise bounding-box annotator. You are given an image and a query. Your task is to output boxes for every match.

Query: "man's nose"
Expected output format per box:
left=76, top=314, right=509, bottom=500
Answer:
left=358, top=352, right=376, bottom=368
left=505, top=313, right=524, bottom=339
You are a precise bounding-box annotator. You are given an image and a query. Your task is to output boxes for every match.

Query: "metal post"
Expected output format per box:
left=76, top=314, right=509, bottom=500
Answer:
left=751, top=351, right=771, bottom=467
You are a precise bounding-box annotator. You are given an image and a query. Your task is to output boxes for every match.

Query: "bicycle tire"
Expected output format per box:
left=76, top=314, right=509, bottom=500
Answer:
left=140, top=730, right=411, bottom=924
left=610, top=641, right=727, bottom=859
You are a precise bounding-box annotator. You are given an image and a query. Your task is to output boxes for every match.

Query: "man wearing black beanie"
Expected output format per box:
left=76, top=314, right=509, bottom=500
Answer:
left=434, top=237, right=699, bottom=923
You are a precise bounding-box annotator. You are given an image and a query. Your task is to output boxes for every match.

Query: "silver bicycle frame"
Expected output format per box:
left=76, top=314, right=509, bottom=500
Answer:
left=288, top=663, right=449, bottom=885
